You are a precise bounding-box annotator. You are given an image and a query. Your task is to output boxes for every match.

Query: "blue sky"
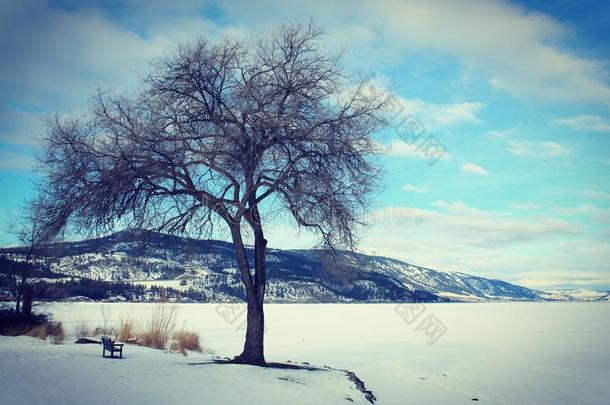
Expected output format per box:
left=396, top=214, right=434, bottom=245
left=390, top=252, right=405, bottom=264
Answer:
left=1, top=0, right=609, bottom=290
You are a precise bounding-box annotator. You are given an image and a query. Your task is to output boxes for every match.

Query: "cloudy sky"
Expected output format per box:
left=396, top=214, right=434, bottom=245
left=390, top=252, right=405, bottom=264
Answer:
left=1, top=0, right=609, bottom=290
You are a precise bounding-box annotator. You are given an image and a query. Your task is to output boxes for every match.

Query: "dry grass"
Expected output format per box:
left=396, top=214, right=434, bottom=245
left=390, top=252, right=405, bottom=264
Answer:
left=25, top=322, right=64, bottom=344
left=73, top=321, right=91, bottom=339
left=100, top=304, right=111, bottom=332
left=74, top=304, right=202, bottom=354
left=47, top=322, right=65, bottom=344
left=90, top=304, right=117, bottom=337
left=171, top=329, right=202, bottom=355
left=138, top=303, right=178, bottom=350
left=92, top=326, right=116, bottom=337
left=26, top=325, right=46, bottom=339
left=117, top=316, right=138, bottom=343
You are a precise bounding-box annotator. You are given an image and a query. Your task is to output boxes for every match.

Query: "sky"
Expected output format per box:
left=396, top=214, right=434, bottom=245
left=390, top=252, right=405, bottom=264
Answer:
left=0, top=0, right=609, bottom=291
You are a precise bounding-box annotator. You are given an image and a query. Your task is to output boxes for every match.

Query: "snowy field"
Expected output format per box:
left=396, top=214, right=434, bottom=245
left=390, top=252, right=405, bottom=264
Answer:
left=1, top=302, right=609, bottom=404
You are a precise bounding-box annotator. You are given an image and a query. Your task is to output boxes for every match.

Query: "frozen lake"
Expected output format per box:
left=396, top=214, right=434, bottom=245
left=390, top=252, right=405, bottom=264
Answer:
left=38, top=302, right=610, bottom=404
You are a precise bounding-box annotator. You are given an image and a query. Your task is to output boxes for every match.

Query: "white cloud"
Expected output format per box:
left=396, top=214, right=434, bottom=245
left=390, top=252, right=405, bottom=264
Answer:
left=351, top=201, right=590, bottom=281
left=421, top=201, right=579, bottom=245
left=582, top=189, right=610, bottom=201
left=554, top=115, right=610, bottom=132
left=216, top=0, right=610, bottom=104
left=364, top=75, right=484, bottom=128
left=384, top=140, right=420, bottom=158
left=396, top=98, right=484, bottom=128
left=461, top=162, right=489, bottom=176
left=384, top=139, right=451, bottom=161
left=554, top=204, right=600, bottom=215
left=402, top=184, right=428, bottom=193
left=507, top=140, right=571, bottom=158
left=513, top=276, right=610, bottom=289
left=487, top=129, right=514, bottom=139
left=553, top=204, right=610, bottom=223
left=511, top=268, right=610, bottom=289
left=509, top=202, right=540, bottom=210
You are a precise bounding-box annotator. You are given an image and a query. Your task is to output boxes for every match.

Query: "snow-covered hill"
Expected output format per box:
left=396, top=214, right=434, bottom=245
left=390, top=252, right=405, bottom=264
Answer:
left=539, top=288, right=609, bottom=302
left=0, top=230, right=598, bottom=302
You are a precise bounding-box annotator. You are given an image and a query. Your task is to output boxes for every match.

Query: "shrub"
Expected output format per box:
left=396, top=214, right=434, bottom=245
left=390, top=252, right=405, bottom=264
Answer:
left=0, top=309, right=47, bottom=335
left=171, top=329, right=202, bottom=355
left=0, top=309, right=64, bottom=343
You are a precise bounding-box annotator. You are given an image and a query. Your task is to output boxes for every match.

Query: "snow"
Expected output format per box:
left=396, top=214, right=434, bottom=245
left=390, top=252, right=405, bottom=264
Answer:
left=2, top=302, right=609, bottom=404
left=63, top=295, right=94, bottom=302
left=436, top=292, right=484, bottom=302
left=0, top=336, right=367, bottom=405
left=542, top=288, right=609, bottom=301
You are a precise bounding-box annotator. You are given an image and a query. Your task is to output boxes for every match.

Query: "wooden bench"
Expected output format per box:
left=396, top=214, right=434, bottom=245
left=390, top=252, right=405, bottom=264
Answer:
left=101, top=336, right=124, bottom=359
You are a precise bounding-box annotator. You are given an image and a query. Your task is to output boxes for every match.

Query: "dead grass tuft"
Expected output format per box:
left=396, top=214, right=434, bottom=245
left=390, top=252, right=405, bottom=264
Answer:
left=73, top=321, right=91, bottom=339
left=117, top=316, right=138, bottom=343
left=26, top=321, right=64, bottom=344
left=93, top=326, right=116, bottom=337
left=138, top=303, right=178, bottom=350
left=171, top=329, right=202, bottom=355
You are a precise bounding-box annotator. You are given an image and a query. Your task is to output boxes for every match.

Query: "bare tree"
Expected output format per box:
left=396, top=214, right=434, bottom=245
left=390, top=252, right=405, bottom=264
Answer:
left=36, top=24, right=388, bottom=365
left=10, top=199, right=58, bottom=315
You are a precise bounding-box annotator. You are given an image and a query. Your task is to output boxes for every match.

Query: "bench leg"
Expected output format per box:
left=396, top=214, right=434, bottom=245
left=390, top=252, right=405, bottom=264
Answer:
left=102, top=346, right=123, bottom=359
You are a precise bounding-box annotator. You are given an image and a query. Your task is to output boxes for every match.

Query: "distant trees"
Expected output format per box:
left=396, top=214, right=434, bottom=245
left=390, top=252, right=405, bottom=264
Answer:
left=34, top=23, right=388, bottom=365
left=30, top=279, right=147, bottom=301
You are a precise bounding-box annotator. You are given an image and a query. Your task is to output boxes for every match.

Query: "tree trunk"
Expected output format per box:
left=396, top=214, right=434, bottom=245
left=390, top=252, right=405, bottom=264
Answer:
left=230, top=222, right=267, bottom=366
left=22, top=284, right=33, bottom=317
left=15, top=287, right=21, bottom=314
left=15, top=267, right=29, bottom=314
left=15, top=273, right=27, bottom=314
left=234, top=299, right=265, bottom=365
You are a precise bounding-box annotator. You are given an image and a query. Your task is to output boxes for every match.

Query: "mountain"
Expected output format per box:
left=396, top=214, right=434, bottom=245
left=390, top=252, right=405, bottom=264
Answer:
left=0, top=230, right=563, bottom=303
left=539, top=289, right=609, bottom=302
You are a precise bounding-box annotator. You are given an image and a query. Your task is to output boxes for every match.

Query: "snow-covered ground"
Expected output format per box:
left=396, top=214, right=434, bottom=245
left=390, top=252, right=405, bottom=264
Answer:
left=2, top=302, right=609, bottom=404
left=0, top=336, right=368, bottom=404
